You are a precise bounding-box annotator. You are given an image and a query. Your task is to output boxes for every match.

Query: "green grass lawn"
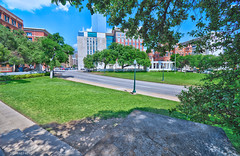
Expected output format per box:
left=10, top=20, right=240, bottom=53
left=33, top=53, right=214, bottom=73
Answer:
left=0, top=77, right=178, bottom=124
left=93, top=71, right=206, bottom=86
left=0, top=76, right=238, bottom=152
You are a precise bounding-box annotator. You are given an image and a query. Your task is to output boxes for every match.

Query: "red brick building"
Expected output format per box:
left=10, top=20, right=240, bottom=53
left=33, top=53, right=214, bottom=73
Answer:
left=0, top=5, right=23, bottom=30
left=113, top=28, right=144, bottom=51
left=24, top=27, right=50, bottom=41
left=173, top=44, right=193, bottom=56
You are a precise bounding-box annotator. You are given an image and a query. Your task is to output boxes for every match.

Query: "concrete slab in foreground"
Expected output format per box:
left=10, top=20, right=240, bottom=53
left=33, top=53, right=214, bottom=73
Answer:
left=0, top=101, right=35, bottom=134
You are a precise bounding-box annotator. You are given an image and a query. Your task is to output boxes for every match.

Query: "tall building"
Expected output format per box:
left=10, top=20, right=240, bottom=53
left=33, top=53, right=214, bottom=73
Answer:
left=77, top=31, right=108, bottom=69
left=24, top=27, right=50, bottom=41
left=0, top=5, right=23, bottom=30
left=92, top=13, right=106, bottom=33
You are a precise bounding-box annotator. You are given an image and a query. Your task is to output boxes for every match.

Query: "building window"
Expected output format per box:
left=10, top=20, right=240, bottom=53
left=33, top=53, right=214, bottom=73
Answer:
left=12, top=19, right=16, bottom=26
left=133, top=42, right=135, bottom=46
left=129, top=42, right=132, bottom=45
left=4, top=15, right=9, bottom=23
left=140, top=39, right=143, bottom=42
left=125, top=42, right=128, bottom=45
left=26, top=32, right=32, bottom=36
left=88, top=32, right=97, bottom=37
left=18, top=23, right=22, bottom=29
left=137, top=43, right=139, bottom=46
left=28, top=38, right=32, bottom=41
left=78, top=32, right=84, bottom=36
left=118, top=38, right=120, bottom=42
left=121, top=38, right=124, bottom=42
left=0, top=12, right=1, bottom=19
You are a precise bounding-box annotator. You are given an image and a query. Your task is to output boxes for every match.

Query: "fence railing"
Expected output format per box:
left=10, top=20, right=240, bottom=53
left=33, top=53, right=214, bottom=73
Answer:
left=0, top=67, right=12, bottom=72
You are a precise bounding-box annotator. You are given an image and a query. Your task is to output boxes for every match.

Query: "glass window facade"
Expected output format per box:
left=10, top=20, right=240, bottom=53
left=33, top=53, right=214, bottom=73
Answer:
left=78, top=32, right=84, bottom=36
left=26, top=32, right=32, bottom=36
left=106, top=36, right=114, bottom=49
left=18, top=24, right=22, bottom=29
left=12, top=19, right=16, bottom=26
left=88, top=32, right=97, bottom=37
left=4, top=15, right=9, bottom=22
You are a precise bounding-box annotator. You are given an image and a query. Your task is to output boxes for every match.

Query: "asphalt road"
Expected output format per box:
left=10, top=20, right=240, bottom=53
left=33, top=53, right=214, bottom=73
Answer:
left=60, top=71, right=186, bottom=98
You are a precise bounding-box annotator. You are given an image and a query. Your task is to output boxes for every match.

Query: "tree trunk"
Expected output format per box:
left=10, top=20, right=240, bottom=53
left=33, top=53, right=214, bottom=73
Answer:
left=13, top=64, right=16, bottom=72
left=104, top=64, right=106, bottom=74
left=50, top=70, right=53, bottom=79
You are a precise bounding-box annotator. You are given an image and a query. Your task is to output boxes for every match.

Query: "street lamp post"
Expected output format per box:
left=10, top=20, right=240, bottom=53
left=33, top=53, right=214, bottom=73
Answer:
left=132, top=59, right=137, bottom=93
left=50, top=51, right=56, bottom=79
left=175, top=52, right=176, bottom=74
left=162, top=63, right=164, bottom=81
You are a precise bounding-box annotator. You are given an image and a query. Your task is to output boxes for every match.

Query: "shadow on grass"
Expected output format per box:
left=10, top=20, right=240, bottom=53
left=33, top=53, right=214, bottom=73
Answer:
left=0, top=79, right=30, bottom=85
left=91, top=107, right=185, bottom=120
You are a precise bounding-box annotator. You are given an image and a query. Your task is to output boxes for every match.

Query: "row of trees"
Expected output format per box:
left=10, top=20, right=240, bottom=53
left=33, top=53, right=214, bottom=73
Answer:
left=170, top=54, right=220, bottom=72
left=83, top=43, right=151, bottom=70
left=0, top=25, right=74, bottom=71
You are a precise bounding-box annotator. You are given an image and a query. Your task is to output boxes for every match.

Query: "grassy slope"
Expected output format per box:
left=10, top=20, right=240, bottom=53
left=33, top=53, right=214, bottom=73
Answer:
left=0, top=77, right=238, bottom=152
left=93, top=71, right=206, bottom=86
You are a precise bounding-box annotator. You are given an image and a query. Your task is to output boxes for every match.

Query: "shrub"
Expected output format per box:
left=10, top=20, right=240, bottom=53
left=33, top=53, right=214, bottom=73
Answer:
left=0, top=72, right=50, bottom=81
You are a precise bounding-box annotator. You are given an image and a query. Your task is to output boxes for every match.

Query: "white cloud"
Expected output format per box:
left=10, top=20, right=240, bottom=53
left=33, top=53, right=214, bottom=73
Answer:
left=86, top=27, right=92, bottom=32
left=55, top=2, right=70, bottom=12
left=2, top=0, right=51, bottom=12
left=106, top=28, right=112, bottom=33
left=73, top=43, right=78, bottom=49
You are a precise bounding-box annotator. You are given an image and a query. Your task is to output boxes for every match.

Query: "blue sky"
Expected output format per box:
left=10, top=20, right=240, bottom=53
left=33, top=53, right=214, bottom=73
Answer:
left=1, top=0, right=195, bottom=49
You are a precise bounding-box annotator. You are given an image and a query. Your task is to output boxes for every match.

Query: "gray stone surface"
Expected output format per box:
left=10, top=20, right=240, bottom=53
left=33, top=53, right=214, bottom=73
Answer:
left=23, top=125, right=82, bottom=156
left=0, top=129, right=42, bottom=155
left=85, top=110, right=238, bottom=156
left=0, top=148, right=5, bottom=156
left=0, top=126, right=82, bottom=156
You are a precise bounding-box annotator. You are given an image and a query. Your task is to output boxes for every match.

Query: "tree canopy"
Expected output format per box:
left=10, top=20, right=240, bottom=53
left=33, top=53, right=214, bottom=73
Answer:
left=0, top=25, right=74, bottom=71
left=83, top=43, right=151, bottom=70
left=54, top=0, right=240, bottom=134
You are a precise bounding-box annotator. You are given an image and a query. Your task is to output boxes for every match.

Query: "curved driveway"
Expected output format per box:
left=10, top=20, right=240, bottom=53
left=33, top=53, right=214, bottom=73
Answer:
left=60, top=71, right=186, bottom=100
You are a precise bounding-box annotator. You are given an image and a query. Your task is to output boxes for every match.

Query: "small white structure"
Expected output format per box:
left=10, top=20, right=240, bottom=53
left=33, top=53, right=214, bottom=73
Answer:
left=149, top=61, right=174, bottom=71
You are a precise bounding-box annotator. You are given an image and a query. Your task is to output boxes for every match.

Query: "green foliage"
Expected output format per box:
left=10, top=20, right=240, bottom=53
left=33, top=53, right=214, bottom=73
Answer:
left=83, top=55, right=95, bottom=69
left=0, top=25, right=73, bottom=70
left=0, top=73, right=49, bottom=81
left=171, top=54, right=221, bottom=72
left=85, top=43, right=150, bottom=69
left=98, top=49, right=118, bottom=69
left=40, top=33, right=74, bottom=69
left=0, top=43, right=10, bottom=63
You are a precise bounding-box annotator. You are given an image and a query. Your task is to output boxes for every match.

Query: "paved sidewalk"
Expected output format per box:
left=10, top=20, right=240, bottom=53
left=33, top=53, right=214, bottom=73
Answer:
left=0, top=101, right=35, bottom=134
left=64, top=78, right=180, bottom=102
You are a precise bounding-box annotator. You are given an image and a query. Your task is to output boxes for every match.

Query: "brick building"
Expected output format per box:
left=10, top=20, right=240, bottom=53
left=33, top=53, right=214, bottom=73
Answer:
left=24, top=27, right=50, bottom=41
left=0, top=5, right=23, bottom=30
left=113, top=28, right=144, bottom=51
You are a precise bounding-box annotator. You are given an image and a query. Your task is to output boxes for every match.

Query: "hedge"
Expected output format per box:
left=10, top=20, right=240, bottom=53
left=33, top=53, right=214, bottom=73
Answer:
left=0, top=72, right=50, bottom=81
